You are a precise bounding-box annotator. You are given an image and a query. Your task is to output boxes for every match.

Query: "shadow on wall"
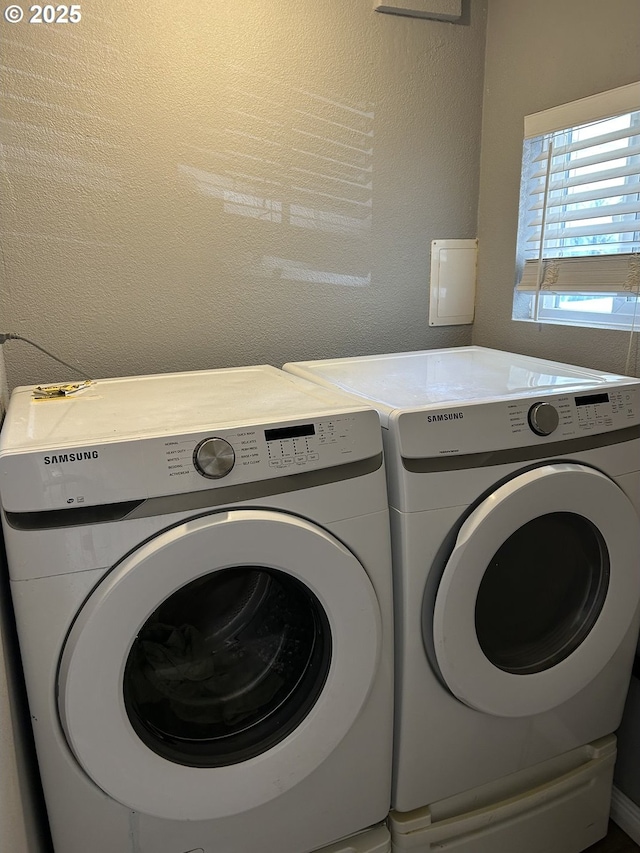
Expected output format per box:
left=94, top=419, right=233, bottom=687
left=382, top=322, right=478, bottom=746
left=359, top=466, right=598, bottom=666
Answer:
left=0, top=36, right=376, bottom=343
left=176, top=64, right=374, bottom=288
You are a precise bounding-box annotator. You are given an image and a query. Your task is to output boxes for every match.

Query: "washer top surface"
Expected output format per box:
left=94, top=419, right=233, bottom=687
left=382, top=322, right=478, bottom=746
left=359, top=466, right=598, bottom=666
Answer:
left=0, top=365, right=368, bottom=451
left=285, top=347, right=636, bottom=417
left=0, top=366, right=386, bottom=515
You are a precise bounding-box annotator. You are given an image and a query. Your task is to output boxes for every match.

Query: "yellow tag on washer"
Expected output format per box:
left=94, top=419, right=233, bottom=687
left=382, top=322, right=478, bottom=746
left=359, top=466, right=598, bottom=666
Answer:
left=33, top=381, right=93, bottom=399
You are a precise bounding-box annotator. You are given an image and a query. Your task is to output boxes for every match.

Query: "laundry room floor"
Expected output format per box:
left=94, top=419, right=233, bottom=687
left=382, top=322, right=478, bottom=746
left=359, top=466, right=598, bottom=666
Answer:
left=587, top=822, right=640, bottom=852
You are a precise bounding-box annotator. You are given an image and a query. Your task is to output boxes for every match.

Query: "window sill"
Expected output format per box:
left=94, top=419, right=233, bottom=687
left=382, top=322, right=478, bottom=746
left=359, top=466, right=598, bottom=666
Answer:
left=513, top=315, right=639, bottom=333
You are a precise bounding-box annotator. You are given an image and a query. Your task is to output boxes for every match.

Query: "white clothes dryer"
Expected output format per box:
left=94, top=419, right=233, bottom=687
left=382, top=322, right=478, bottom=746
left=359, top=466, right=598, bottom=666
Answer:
left=284, top=347, right=640, bottom=853
left=0, top=366, right=394, bottom=853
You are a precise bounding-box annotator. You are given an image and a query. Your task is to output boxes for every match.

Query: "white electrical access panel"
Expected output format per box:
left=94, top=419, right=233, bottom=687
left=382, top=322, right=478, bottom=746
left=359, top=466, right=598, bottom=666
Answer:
left=428, top=238, right=477, bottom=327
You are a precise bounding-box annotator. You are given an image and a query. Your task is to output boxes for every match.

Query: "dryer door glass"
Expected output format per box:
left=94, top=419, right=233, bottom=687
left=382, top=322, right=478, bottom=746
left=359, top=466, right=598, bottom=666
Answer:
left=474, top=512, right=609, bottom=674
left=123, top=566, right=331, bottom=767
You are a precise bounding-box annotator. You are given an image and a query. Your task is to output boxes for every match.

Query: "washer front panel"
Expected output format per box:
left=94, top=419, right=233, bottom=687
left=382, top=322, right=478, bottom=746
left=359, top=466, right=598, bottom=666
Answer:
left=58, top=510, right=381, bottom=820
left=431, top=464, right=640, bottom=717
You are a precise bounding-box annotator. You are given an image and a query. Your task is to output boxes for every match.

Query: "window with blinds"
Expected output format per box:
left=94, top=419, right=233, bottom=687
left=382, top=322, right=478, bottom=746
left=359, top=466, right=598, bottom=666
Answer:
left=513, top=82, right=640, bottom=331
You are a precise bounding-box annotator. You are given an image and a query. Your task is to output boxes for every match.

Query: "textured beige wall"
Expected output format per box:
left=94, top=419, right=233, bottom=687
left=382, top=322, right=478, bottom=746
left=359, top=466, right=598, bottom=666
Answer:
left=474, top=0, right=640, bottom=376
left=0, top=349, right=7, bottom=418
left=0, top=0, right=486, bottom=389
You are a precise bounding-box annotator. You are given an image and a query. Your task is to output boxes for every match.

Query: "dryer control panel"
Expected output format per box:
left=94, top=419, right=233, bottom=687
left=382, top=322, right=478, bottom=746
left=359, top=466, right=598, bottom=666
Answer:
left=395, top=382, right=640, bottom=459
left=508, top=387, right=638, bottom=438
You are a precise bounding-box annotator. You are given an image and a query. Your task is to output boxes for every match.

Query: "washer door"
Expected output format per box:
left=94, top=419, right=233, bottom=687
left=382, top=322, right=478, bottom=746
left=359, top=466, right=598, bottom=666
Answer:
left=58, top=509, right=381, bottom=820
left=432, top=464, right=640, bottom=718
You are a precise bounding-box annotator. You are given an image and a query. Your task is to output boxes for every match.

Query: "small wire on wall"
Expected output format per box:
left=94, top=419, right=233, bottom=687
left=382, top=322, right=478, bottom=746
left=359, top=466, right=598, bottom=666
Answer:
left=0, top=333, right=92, bottom=381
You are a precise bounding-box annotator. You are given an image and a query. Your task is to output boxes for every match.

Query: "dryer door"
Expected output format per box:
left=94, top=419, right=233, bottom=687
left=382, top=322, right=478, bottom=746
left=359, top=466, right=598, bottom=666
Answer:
left=432, top=463, right=640, bottom=718
left=58, top=509, right=381, bottom=820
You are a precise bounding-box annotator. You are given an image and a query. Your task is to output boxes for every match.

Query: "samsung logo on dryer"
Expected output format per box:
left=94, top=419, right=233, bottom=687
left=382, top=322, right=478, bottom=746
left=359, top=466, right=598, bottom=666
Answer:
left=43, top=450, right=100, bottom=465
left=426, top=412, right=464, bottom=423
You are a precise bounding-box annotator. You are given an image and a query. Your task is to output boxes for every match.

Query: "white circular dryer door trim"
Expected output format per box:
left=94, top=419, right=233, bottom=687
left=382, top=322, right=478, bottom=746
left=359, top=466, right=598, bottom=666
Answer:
left=432, top=463, right=640, bottom=718
left=58, top=509, right=381, bottom=820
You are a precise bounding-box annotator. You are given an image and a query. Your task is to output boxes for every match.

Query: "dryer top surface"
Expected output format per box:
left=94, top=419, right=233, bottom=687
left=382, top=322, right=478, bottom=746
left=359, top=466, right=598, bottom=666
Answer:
left=284, top=347, right=639, bottom=420
left=0, top=365, right=371, bottom=450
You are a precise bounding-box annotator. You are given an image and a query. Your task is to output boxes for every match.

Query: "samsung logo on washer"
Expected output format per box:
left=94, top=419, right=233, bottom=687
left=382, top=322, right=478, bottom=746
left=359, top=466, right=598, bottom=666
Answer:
left=43, top=450, right=100, bottom=465
left=426, top=412, right=464, bottom=424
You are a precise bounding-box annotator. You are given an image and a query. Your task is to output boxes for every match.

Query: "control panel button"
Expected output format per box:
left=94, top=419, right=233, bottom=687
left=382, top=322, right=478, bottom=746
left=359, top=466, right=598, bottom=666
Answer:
left=193, top=437, right=235, bottom=479
left=527, top=402, right=560, bottom=437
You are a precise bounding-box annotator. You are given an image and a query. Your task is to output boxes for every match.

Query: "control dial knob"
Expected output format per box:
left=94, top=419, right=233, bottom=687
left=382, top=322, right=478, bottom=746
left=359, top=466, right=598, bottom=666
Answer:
left=527, top=402, right=559, bottom=437
left=193, top=437, right=235, bottom=479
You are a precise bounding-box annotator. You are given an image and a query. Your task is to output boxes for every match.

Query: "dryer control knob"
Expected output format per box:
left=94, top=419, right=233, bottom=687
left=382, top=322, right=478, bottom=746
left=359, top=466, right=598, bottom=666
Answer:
left=193, top=437, right=235, bottom=478
left=527, top=402, right=560, bottom=437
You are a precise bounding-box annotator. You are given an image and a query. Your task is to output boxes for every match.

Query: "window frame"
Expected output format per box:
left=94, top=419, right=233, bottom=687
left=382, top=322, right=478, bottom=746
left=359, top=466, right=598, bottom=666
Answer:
left=513, top=82, right=640, bottom=332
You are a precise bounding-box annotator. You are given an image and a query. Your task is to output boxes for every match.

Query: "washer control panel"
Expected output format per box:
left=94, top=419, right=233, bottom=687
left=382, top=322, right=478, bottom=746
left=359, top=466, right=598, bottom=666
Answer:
left=161, top=415, right=361, bottom=483
left=0, top=409, right=382, bottom=513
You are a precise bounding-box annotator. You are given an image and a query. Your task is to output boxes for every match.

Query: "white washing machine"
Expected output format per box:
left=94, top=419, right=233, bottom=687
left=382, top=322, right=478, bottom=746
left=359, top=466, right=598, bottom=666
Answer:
left=0, top=366, right=394, bottom=853
left=284, top=347, right=640, bottom=853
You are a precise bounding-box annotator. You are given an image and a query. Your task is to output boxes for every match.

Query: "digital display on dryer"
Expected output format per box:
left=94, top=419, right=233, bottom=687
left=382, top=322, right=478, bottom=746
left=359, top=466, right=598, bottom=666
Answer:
left=264, top=424, right=316, bottom=441
left=575, top=393, right=609, bottom=407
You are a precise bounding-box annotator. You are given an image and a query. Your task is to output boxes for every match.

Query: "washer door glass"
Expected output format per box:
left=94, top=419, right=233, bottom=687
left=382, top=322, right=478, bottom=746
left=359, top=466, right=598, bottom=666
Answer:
left=123, top=566, right=331, bottom=767
left=431, top=464, right=640, bottom=718
left=58, top=509, right=381, bottom=821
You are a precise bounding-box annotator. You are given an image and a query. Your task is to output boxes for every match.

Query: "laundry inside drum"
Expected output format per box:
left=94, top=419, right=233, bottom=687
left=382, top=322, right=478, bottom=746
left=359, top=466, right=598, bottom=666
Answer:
left=123, top=566, right=332, bottom=767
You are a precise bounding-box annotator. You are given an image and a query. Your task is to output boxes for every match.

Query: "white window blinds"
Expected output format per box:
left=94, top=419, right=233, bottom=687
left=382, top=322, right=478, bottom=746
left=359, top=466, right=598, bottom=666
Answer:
left=516, top=82, right=640, bottom=296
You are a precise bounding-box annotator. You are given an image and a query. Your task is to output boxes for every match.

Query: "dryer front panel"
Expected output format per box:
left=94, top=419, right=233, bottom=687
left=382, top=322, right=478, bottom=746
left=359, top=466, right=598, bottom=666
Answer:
left=58, top=509, right=382, bottom=820
left=430, top=464, right=640, bottom=718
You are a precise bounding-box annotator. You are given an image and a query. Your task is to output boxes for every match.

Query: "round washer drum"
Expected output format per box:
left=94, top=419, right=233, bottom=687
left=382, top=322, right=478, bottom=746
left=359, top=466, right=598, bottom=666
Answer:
left=122, top=564, right=332, bottom=769
left=58, top=509, right=382, bottom=821
left=430, top=464, right=640, bottom=718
